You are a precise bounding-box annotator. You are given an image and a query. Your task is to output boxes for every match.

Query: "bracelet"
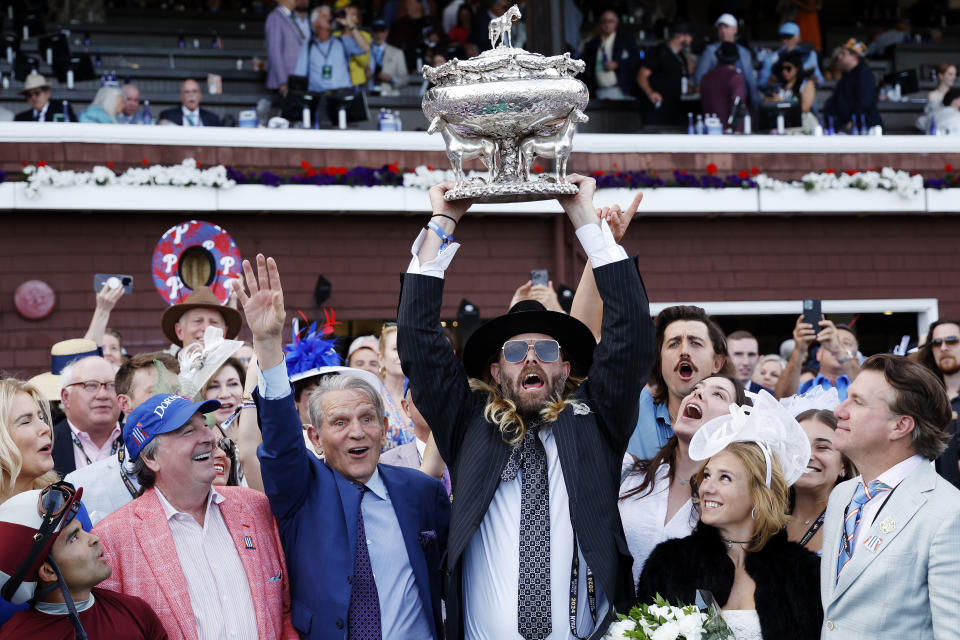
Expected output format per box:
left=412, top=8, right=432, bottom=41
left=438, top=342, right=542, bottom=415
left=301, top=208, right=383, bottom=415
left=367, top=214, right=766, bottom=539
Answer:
left=426, top=220, right=454, bottom=248
left=431, top=213, right=458, bottom=224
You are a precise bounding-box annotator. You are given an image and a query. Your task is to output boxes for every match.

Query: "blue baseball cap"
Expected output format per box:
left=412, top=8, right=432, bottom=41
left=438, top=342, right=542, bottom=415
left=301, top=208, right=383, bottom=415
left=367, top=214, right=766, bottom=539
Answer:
left=123, top=394, right=220, bottom=461
left=779, top=22, right=800, bottom=37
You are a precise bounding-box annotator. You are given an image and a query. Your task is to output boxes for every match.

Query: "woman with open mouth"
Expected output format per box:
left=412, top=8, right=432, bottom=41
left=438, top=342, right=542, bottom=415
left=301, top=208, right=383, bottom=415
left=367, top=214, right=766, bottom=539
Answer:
left=202, top=358, right=248, bottom=487
left=635, top=391, right=821, bottom=640
left=619, top=374, right=746, bottom=582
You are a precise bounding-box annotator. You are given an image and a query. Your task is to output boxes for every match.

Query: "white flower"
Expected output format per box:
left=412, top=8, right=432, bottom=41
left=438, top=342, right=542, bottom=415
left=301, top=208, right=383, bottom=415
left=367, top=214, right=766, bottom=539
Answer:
left=677, top=612, right=705, bottom=639
left=651, top=620, right=680, bottom=640
left=601, top=619, right=636, bottom=640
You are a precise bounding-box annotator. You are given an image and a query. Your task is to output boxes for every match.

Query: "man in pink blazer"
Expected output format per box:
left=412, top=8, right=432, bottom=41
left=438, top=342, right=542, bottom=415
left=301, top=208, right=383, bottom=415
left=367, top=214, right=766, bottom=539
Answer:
left=93, top=394, right=297, bottom=640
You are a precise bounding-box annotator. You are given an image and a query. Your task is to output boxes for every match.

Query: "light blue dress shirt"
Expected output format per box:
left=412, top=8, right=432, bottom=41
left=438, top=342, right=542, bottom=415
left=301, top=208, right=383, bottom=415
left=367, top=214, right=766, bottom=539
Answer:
left=259, top=362, right=433, bottom=639
left=625, top=387, right=673, bottom=460
left=799, top=373, right=851, bottom=401
left=294, top=34, right=365, bottom=92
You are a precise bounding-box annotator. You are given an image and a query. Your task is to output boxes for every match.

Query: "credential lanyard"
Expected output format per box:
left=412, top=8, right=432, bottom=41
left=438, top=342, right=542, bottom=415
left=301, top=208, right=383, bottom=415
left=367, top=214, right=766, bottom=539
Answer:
left=569, top=529, right=597, bottom=639
left=116, top=446, right=139, bottom=498
left=72, top=432, right=120, bottom=467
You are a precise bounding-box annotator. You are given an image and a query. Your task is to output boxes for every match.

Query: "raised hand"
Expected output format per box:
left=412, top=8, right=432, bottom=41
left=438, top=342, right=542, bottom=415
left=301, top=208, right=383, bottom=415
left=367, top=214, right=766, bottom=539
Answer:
left=600, top=192, right=643, bottom=242
left=556, top=174, right=598, bottom=229
left=427, top=180, right=474, bottom=224
left=236, top=254, right=286, bottom=369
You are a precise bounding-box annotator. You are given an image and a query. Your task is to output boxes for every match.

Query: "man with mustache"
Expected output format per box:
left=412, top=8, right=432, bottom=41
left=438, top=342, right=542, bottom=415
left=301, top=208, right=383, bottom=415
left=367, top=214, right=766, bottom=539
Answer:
left=917, top=318, right=960, bottom=487
left=626, top=305, right=729, bottom=460
left=397, top=176, right=655, bottom=639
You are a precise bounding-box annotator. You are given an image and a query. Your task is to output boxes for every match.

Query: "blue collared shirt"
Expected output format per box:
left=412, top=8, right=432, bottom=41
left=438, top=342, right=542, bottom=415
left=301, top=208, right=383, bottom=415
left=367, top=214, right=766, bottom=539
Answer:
left=294, top=34, right=365, bottom=92
left=259, top=362, right=432, bottom=639
left=799, top=373, right=851, bottom=400
left=626, top=387, right=673, bottom=460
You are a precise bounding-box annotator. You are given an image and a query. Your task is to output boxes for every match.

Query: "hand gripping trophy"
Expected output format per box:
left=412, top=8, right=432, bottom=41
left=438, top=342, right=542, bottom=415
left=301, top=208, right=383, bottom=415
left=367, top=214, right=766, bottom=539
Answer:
left=421, top=5, right=590, bottom=203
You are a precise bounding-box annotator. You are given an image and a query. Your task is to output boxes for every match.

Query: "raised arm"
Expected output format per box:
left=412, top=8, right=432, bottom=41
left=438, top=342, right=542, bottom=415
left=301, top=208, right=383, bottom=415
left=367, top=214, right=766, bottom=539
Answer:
left=775, top=314, right=816, bottom=399
left=236, top=255, right=310, bottom=518
left=83, top=282, right=124, bottom=346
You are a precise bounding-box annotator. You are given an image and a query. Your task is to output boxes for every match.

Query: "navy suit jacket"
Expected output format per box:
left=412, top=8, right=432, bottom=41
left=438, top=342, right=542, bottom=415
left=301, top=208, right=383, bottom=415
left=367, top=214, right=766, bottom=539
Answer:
left=157, top=106, right=221, bottom=126
left=255, top=389, right=449, bottom=640
left=52, top=418, right=77, bottom=477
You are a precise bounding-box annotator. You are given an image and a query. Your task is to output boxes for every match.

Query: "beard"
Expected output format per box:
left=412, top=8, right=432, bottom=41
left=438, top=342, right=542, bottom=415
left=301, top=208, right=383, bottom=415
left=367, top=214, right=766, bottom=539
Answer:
left=498, top=364, right=567, bottom=419
left=939, top=355, right=960, bottom=375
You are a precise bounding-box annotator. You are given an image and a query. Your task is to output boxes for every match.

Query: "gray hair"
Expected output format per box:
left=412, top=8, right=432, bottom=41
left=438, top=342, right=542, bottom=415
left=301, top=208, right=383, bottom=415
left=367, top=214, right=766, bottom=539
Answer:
left=310, top=5, right=332, bottom=22
left=90, top=86, right=124, bottom=121
left=757, top=354, right=787, bottom=370
left=59, top=355, right=105, bottom=392
left=307, top=374, right=385, bottom=431
left=132, top=437, right=160, bottom=492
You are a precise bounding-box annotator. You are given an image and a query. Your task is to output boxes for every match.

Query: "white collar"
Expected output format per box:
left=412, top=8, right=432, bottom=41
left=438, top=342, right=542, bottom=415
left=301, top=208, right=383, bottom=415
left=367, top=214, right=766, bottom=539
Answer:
left=872, top=454, right=926, bottom=490
left=155, top=486, right=223, bottom=522
left=415, top=437, right=427, bottom=460
left=35, top=592, right=95, bottom=615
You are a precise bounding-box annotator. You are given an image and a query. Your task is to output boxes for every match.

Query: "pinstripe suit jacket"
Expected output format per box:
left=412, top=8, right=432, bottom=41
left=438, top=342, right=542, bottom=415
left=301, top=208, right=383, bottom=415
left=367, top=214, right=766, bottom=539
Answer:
left=93, top=486, right=297, bottom=640
left=397, top=259, right=655, bottom=639
left=820, top=462, right=960, bottom=639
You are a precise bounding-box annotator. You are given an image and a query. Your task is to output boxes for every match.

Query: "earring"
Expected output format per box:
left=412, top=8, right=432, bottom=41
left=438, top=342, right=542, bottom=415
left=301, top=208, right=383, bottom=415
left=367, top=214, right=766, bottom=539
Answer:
left=751, top=507, right=757, bottom=520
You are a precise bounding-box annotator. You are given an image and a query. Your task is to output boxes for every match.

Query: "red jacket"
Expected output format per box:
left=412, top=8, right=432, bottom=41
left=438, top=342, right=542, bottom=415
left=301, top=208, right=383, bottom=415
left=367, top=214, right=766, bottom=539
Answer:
left=93, top=486, right=297, bottom=640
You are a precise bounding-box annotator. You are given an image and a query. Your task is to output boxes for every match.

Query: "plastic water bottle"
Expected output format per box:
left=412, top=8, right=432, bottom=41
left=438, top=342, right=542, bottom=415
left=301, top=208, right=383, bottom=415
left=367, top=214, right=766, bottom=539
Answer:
left=66, top=69, right=74, bottom=89
left=302, top=105, right=311, bottom=128
left=211, top=31, right=220, bottom=48
left=141, top=100, right=152, bottom=124
left=337, top=106, right=347, bottom=129
left=859, top=114, right=868, bottom=135
left=743, top=114, right=751, bottom=135
left=827, top=115, right=835, bottom=135
left=929, top=118, right=938, bottom=135
left=62, top=100, right=70, bottom=120
left=695, top=114, right=704, bottom=135
left=687, top=112, right=695, bottom=135
left=776, top=113, right=785, bottom=134
left=377, top=108, right=386, bottom=130
left=393, top=110, right=402, bottom=131
left=95, top=50, right=102, bottom=67
left=83, top=31, right=91, bottom=46
left=178, top=32, right=186, bottom=48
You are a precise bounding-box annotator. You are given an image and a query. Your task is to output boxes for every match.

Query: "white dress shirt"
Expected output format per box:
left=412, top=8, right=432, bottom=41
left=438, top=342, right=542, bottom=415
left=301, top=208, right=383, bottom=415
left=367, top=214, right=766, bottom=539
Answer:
left=463, top=424, right=608, bottom=639
left=850, top=454, right=926, bottom=556
left=155, top=487, right=259, bottom=640
left=181, top=105, right=203, bottom=126
left=618, top=458, right=696, bottom=585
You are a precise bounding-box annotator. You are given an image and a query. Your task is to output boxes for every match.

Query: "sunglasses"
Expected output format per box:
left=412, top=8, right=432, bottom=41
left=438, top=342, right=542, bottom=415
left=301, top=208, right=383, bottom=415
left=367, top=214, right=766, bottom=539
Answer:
left=0, top=481, right=80, bottom=601
left=502, top=339, right=560, bottom=363
left=217, top=436, right=236, bottom=457
left=781, top=64, right=796, bottom=71
left=931, top=336, right=960, bottom=348
left=24, top=89, right=45, bottom=98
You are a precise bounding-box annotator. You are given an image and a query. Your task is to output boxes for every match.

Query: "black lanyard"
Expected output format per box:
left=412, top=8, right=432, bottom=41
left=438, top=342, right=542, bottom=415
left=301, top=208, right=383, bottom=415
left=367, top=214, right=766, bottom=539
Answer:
left=568, top=530, right=597, bottom=638
left=71, top=431, right=121, bottom=467
left=116, top=446, right=139, bottom=498
left=799, top=510, right=825, bottom=547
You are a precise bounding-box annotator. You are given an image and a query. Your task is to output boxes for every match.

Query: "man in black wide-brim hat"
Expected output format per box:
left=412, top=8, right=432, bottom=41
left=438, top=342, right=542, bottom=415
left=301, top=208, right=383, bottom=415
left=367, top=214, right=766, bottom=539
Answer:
left=397, top=175, right=655, bottom=640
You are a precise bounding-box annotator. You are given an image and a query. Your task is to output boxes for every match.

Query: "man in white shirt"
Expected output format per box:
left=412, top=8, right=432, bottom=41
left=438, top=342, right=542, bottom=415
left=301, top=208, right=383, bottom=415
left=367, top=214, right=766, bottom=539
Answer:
left=93, top=393, right=296, bottom=639
left=820, top=354, right=960, bottom=639
left=157, top=79, right=221, bottom=126
left=397, top=176, right=655, bottom=639
left=52, top=356, right=122, bottom=478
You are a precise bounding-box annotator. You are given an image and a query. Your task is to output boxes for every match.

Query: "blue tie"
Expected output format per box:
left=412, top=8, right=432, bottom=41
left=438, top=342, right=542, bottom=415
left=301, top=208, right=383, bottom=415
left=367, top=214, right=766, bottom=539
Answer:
left=835, top=479, right=891, bottom=581
left=348, top=486, right=382, bottom=639
left=187, top=112, right=198, bottom=126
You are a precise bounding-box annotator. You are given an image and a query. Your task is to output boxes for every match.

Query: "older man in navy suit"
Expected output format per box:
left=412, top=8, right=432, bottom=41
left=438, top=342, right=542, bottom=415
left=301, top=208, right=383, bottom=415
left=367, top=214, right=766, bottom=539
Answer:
left=237, top=254, right=449, bottom=640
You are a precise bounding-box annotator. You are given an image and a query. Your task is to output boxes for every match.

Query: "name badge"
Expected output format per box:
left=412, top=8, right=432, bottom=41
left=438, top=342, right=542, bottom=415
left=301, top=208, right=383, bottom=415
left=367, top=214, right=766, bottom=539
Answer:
left=322, top=64, right=333, bottom=80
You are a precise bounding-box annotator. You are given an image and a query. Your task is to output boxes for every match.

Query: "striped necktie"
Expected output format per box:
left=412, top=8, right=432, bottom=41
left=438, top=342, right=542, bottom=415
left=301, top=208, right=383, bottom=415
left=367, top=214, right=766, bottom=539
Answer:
left=835, top=479, right=891, bottom=580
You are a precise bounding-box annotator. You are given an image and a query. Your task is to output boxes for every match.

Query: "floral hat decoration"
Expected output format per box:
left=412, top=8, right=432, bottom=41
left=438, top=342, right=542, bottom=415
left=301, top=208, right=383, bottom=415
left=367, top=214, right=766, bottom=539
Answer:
left=778, top=385, right=841, bottom=418
left=283, top=311, right=384, bottom=391
left=689, top=390, right=812, bottom=487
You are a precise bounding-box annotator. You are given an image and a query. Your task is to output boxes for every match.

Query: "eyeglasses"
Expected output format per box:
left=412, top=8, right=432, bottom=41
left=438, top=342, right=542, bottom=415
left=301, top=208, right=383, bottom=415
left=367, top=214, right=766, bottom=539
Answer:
left=217, top=436, right=236, bottom=457
left=24, top=89, right=44, bottom=98
left=932, top=336, right=960, bottom=348
left=0, top=481, right=80, bottom=601
left=67, top=380, right=117, bottom=394
left=502, top=339, right=560, bottom=363
left=782, top=64, right=796, bottom=71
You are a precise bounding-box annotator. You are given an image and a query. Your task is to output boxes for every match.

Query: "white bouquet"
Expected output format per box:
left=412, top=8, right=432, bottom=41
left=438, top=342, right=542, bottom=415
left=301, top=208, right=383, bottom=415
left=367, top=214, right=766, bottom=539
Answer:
left=603, top=593, right=734, bottom=640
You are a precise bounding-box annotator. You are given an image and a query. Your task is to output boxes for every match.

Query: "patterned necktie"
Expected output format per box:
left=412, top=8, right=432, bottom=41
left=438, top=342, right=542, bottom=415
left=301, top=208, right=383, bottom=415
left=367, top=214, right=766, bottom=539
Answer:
left=348, top=486, right=382, bottom=640
left=835, top=479, right=892, bottom=580
left=187, top=112, right=197, bottom=126
left=502, top=422, right=552, bottom=639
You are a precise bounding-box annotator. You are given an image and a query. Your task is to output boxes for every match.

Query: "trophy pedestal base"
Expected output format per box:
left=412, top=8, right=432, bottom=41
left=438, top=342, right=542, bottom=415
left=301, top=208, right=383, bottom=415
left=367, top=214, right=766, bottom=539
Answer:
left=444, top=180, right=579, bottom=204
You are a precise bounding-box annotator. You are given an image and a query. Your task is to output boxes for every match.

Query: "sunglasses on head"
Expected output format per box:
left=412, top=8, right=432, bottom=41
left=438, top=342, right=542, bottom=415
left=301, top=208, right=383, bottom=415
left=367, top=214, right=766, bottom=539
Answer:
left=932, top=336, right=960, bottom=347
left=217, top=436, right=236, bottom=457
left=502, top=339, right=560, bottom=363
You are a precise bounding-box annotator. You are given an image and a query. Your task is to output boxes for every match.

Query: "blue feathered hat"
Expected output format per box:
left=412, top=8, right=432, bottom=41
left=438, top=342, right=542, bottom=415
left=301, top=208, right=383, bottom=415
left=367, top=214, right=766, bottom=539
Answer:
left=285, top=311, right=382, bottom=390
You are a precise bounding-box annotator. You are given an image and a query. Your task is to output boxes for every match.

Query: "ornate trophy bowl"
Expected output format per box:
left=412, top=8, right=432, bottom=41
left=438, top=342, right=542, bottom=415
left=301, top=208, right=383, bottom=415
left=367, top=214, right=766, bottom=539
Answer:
left=421, top=6, right=589, bottom=203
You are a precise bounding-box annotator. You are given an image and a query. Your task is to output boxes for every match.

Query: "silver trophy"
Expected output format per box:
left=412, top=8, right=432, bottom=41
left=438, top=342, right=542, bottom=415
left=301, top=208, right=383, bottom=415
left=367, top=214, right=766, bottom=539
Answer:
left=421, top=5, right=589, bottom=203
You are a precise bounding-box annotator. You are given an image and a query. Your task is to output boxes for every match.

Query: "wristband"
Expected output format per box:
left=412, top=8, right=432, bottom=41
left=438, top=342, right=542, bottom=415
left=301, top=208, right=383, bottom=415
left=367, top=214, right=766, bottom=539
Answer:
left=431, top=213, right=458, bottom=224
left=426, top=220, right=454, bottom=248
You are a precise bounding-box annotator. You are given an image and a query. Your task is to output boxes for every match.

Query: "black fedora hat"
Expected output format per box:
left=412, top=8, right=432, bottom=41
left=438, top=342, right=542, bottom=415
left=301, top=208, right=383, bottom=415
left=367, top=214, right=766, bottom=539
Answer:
left=462, top=300, right=596, bottom=380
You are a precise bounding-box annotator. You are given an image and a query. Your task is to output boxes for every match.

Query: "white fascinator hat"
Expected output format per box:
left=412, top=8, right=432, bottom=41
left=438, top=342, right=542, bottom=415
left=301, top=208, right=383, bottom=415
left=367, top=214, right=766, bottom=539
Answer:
left=778, top=385, right=841, bottom=418
left=689, top=390, right=812, bottom=487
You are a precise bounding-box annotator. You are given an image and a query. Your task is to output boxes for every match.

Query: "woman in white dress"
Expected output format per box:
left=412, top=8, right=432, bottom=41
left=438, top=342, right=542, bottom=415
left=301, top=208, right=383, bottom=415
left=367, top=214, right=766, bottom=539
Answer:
left=636, top=392, right=822, bottom=640
left=619, top=374, right=745, bottom=583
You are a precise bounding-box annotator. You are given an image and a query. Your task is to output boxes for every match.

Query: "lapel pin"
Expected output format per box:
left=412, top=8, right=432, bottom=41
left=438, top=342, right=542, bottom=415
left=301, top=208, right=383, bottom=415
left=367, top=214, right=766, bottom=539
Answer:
left=863, top=535, right=883, bottom=552
left=244, top=535, right=256, bottom=549
left=879, top=517, right=896, bottom=534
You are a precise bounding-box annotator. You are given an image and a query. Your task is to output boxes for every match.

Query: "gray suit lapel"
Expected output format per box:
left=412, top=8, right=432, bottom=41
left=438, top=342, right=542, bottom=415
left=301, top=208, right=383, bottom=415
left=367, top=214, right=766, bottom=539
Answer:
left=821, top=480, right=856, bottom=605
left=831, top=464, right=935, bottom=600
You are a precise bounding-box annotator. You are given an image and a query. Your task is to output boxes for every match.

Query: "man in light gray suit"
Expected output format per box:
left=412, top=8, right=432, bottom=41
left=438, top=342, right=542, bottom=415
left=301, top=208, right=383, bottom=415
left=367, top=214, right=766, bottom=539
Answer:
left=265, top=0, right=309, bottom=93
left=821, top=353, right=960, bottom=639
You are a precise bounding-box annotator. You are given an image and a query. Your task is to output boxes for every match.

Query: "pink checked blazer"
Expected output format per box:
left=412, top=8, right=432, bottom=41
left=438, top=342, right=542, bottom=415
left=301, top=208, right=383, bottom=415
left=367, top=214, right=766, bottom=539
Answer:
left=93, top=486, right=297, bottom=640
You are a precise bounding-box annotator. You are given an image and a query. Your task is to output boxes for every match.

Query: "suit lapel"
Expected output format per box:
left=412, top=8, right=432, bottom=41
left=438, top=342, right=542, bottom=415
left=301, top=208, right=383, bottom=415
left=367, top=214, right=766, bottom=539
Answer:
left=218, top=490, right=268, bottom=637
left=552, top=414, right=579, bottom=508
left=831, top=466, right=934, bottom=600
left=821, top=481, right=855, bottom=605
left=136, top=490, right=198, bottom=640
left=334, top=466, right=363, bottom=557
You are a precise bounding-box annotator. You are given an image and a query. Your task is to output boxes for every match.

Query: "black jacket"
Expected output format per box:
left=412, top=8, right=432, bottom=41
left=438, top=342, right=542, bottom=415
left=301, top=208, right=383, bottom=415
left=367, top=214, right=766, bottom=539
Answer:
left=15, top=102, right=78, bottom=122
left=51, top=418, right=76, bottom=477
left=581, top=31, right=641, bottom=97
left=637, top=524, right=822, bottom=640
left=397, top=260, right=655, bottom=639
left=157, top=106, right=221, bottom=126
left=824, top=60, right=881, bottom=129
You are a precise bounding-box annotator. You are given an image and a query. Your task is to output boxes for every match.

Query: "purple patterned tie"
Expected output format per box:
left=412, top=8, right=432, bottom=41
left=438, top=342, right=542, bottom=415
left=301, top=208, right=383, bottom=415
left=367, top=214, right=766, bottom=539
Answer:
left=348, top=487, right=382, bottom=640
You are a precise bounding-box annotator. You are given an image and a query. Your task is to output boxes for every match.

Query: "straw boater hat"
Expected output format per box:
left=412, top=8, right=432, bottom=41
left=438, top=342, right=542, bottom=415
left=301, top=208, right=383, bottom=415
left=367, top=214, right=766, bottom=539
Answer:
left=461, top=300, right=596, bottom=380
left=160, top=286, right=243, bottom=347
left=28, top=338, right=102, bottom=402
left=19, top=73, right=51, bottom=95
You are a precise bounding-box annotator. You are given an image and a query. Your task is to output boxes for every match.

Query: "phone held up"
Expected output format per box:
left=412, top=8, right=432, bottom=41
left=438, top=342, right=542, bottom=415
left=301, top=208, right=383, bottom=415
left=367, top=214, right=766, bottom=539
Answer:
left=531, top=269, right=549, bottom=288
left=94, top=273, right=134, bottom=295
left=802, top=298, right=821, bottom=329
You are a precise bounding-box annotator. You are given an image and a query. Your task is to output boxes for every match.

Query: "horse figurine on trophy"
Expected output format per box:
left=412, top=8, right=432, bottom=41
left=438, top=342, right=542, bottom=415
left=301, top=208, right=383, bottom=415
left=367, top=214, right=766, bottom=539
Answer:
left=488, top=4, right=521, bottom=49
left=428, top=115, right=499, bottom=186
left=519, top=108, right=589, bottom=183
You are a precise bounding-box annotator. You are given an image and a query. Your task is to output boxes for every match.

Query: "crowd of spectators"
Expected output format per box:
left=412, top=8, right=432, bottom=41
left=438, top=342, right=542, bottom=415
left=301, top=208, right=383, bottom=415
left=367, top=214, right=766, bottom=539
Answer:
left=1, top=180, right=959, bottom=639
